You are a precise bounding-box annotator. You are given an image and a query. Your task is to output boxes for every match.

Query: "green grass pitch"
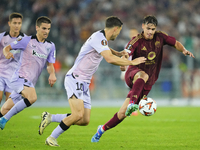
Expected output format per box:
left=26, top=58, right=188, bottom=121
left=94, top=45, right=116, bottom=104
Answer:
left=0, top=106, right=200, bottom=150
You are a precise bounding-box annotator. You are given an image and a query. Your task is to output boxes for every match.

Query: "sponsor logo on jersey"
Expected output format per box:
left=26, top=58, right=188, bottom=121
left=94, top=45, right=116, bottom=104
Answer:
left=148, top=51, right=156, bottom=60
left=101, top=40, right=108, bottom=46
left=32, top=50, right=47, bottom=59
left=10, top=49, right=21, bottom=54
left=145, top=51, right=156, bottom=65
left=133, top=95, right=137, bottom=98
left=141, top=46, right=147, bottom=50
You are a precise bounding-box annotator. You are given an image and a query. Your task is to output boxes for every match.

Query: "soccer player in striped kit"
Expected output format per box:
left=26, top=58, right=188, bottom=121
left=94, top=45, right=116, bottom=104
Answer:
left=0, top=16, right=56, bottom=130
left=91, top=15, right=194, bottom=142
left=0, top=12, right=25, bottom=104
left=39, top=16, right=146, bottom=147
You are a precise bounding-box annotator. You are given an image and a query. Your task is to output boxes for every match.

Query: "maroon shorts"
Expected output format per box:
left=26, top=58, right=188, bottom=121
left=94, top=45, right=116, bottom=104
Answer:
left=125, top=67, right=141, bottom=88
left=125, top=67, right=152, bottom=104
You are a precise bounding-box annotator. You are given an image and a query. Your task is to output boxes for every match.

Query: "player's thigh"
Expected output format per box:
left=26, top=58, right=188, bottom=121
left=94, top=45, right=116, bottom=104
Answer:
left=1, top=98, right=15, bottom=114
left=74, top=107, right=91, bottom=126
left=5, top=92, right=11, bottom=101
left=0, top=91, right=3, bottom=101
left=21, top=86, right=37, bottom=103
left=82, top=108, right=91, bottom=124
left=68, top=96, right=85, bottom=116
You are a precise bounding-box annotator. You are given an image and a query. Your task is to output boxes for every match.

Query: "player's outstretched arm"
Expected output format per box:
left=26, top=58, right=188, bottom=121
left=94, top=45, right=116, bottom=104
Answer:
left=3, top=45, right=14, bottom=59
left=47, top=62, right=57, bottom=87
left=110, top=48, right=129, bottom=58
left=101, top=50, right=146, bottom=66
left=109, top=48, right=122, bottom=57
left=174, top=41, right=195, bottom=58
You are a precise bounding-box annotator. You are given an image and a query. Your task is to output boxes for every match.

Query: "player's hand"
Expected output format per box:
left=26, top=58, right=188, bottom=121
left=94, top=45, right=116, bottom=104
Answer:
left=120, top=66, right=127, bottom=71
left=120, top=55, right=128, bottom=71
left=183, top=50, right=195, bottom=58
left=131, top=57, right=146, bottom=65
left=120, top=50, right=129, bottom=58
left=48, top=73, right=57, bottom=87
left=4, top=51, right=14, bottom=59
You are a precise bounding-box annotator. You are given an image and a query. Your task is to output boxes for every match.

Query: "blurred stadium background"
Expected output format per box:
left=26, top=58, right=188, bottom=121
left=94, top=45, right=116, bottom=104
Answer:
left=1, top=0, right=200, bottom=107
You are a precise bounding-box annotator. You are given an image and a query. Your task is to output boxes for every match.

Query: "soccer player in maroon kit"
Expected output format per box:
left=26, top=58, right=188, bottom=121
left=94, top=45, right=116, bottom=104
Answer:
left=91, top=15, right=194, bottom=142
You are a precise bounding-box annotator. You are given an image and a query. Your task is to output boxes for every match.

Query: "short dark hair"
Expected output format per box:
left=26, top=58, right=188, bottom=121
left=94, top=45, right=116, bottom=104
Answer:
left=9, top=12, right=23, bottom=22
left=143, top=15, right=158, bottom=26
left=36, top=16, right=51, bottom=27
left=105, top=16, right=123, bottom=28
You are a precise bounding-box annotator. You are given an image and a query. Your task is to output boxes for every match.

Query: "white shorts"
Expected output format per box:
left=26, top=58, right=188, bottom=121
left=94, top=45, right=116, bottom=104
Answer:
left=10, top=77, right=34, bottom=94
left=64, top=74, right=91, bottom=109
left=9, top=91, right=23, bottom=104
left=9, top=77, right=34, bottom=104
left=0, top=77, right=13, bottom=93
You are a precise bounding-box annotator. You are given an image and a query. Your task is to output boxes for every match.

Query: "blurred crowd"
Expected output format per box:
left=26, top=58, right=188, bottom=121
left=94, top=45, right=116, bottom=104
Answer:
left=0, top=0, right=200, bottom=71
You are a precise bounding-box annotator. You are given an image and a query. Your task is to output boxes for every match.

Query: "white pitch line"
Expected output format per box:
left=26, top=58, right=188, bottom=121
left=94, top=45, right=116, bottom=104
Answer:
left=30, top=116, right=40, bottom=119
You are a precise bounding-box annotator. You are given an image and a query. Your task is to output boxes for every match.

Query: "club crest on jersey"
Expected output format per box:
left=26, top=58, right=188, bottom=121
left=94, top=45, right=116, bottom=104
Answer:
left=47, top=48, right=51, bottom=52
left=101, top=40, right=108, bottom=46
left=32, top=50, right=47, bottom=59
left=155, top=41, right=160, bottom=48
left=13, top=40, right=18, bottom=44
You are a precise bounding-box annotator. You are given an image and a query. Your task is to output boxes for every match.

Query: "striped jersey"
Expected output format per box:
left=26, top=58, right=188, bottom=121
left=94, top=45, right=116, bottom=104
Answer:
left=125, top=31, right=176, bottom=85
left=67, top=30, right=110, bottom=83
left=0, top=31, right=26, bottom=79
left=10, top=35, right=56, bottom=85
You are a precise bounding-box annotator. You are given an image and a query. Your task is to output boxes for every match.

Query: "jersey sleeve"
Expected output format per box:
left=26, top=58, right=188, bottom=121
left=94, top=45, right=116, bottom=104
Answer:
left=0, top=32, right=6, bottom=42
left=89, top=34, right=109, bottom=53
left=125, top=36, right=139, bottom=56
left=160, top=31, right=176, bottom=46
left=47, top=42, right=56, bottom=63
left=10, top=36, right=31, bottom=50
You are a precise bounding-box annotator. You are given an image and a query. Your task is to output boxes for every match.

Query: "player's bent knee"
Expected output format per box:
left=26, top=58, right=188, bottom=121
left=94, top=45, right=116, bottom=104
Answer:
left=143, top=73, right=149, bottom=82
left=1, top=105, right=11, bottom=115
left=85, top=120, right=90, bottom=125
left=27, top=96, right=37, bottom=104
left=78, top=119, right=90, bottom=126
left=72, top=113, right=84, bottom=122
left=135, top=71, right=149, bottom=82
left=83, top=118, right=90, bottom=126
left=82, top=122, right=90, bottom=126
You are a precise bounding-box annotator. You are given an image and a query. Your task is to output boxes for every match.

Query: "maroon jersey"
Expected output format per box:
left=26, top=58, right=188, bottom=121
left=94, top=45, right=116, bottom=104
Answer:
left=125, top=31, right=176, bottom=86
